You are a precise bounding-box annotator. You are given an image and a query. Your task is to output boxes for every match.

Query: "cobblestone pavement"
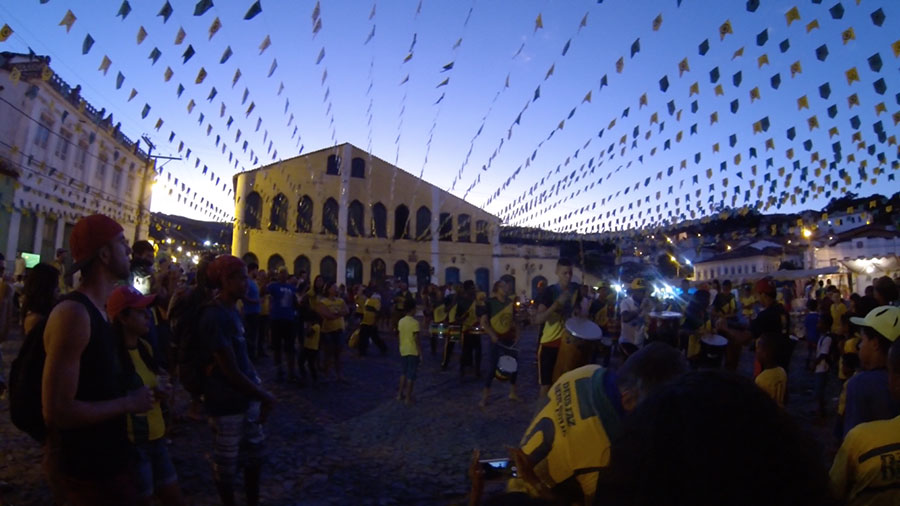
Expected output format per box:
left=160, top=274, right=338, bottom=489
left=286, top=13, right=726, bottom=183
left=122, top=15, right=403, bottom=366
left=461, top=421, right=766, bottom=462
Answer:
left=0, top=326, right=842, bottom=505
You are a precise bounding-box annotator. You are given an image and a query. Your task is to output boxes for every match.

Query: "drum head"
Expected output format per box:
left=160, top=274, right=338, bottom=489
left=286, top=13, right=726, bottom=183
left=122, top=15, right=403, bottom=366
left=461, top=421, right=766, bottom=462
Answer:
left=565, top=317, right=603, bottom=340
left=701, top=335, right=728, bottom=347
left=659, top=311, right=682, bottom=319
left=497, top=355, right=518, bottom=374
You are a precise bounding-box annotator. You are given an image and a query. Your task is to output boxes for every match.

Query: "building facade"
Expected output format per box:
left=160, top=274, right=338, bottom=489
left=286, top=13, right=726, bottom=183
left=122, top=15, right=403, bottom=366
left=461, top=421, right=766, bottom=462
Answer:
left=232, top=143, right=506, bottom=290
left=812, top=225, right=900, bottom=294
left=694, top=243, right=802, bottom=282
left=0, top=52, right=153, bottom=267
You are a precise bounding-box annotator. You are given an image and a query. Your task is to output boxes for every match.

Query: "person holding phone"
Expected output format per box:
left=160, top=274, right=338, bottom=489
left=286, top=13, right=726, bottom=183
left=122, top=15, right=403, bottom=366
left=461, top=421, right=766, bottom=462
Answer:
left=108, top=286, right=184, bottom=506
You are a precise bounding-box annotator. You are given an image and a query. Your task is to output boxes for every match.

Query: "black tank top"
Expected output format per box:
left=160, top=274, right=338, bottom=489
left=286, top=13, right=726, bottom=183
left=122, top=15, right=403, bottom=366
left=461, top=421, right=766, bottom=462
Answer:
left=56, top=291, right=133, bottom=479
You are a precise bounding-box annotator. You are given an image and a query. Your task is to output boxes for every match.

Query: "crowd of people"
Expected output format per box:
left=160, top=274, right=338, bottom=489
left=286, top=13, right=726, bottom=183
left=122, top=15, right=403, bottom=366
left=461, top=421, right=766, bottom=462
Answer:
left=1, top=212, right=900, bottom=506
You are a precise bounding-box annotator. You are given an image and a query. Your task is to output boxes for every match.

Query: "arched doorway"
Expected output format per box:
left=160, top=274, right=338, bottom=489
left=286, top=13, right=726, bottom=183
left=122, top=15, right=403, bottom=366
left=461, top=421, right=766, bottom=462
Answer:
left=394, top=260, right=409, bottom=284
left=320, top=256, right=337, bottom=283
left=475, top=268, right=490, bottom=294
left=371, top=258, right=386, bottom=285
left=415, top=261, right=431, bottom=290
left=242, top=252, right=259, bottom=267
left=293, top=255, right=310, bottom=278
left=267, top=254, right=285, bottom=273
left=346, top=257, right=363, bottom=287
left=532, top=275, right=548, bottom=300
left=445, top=267, right=460, bottom=286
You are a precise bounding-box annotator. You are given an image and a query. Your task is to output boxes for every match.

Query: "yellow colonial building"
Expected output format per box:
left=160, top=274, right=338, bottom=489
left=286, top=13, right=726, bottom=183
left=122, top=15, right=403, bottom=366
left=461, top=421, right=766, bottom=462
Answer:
left=232, top=143, right=505, bottom=291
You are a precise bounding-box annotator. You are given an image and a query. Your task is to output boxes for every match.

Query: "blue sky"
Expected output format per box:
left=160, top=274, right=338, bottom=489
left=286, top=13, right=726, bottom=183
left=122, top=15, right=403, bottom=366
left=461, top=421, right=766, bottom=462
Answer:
left=1, top=0, right=896, bottom=231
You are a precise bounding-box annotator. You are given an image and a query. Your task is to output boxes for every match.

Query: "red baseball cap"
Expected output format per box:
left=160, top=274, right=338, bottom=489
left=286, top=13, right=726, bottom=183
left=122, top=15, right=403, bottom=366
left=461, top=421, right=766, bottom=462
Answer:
left=107, top=285, right=156, bottom=321
left=70, top=214, right=124, bottom=271
left=754, top=278, right=776, bottom=296
left=208, top=254, right=246, bottom=286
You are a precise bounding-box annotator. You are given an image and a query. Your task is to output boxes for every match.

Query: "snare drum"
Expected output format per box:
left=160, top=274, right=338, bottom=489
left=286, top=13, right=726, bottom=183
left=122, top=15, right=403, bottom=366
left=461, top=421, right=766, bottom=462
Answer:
left=447, top=325, right=462, bottom=343
left=699, top=334, right=728, bottom=368
left=495, top=355, right=518, bottom=381
left=430, top=323, right=446, bottom=338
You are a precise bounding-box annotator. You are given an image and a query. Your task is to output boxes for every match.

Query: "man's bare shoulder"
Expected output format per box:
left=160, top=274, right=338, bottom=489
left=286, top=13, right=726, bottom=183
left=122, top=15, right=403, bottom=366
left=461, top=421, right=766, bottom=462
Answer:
left=44, top=298, right=91, bottom=348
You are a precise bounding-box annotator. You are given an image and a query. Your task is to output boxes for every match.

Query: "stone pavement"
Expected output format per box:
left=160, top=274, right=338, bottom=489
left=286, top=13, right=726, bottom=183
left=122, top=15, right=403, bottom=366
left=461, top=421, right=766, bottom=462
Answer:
left=0, top=325, right=843, bottom=505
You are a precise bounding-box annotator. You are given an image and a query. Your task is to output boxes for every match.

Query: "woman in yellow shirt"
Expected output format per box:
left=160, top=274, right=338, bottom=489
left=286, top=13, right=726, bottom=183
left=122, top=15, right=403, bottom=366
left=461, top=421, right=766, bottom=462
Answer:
left=108, top=286, right=184, bottom=506
left=318, top=281, right=349, bottom=381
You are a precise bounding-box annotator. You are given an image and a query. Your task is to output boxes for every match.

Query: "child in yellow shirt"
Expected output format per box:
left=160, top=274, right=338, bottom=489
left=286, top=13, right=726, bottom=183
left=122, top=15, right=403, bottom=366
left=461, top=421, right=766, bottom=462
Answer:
left=755, top=333, right=787, bottom=407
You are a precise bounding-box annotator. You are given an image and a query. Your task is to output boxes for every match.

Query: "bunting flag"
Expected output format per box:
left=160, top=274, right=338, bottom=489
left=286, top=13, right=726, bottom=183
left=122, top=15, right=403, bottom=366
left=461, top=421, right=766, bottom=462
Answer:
left=117, top=1, right=132, bottom=20
left=158, top=1, right=173, bottom=23
left=194, top=0, right=214, bottom=16
left=82, top=34, right=94, bottom=55
left=259, top=35, right=271, bottom=54
left=182, top=45, right=195, bottom=63
left=195, top=67, right=207, bottom=84
left=0, top=24, right=12, bottom=42
left=59, top=10, right=76, bottom=32
left=209, top=17, right=221, bottom=39
left=98, top=55, right=111, bottom=75
left=220, top=46, right=233, bottom=64
left=137, top=26, right=147, bottom=44
left=174, top=27, right=186, bottom=45
left=244, top=1, right=262, bottom=20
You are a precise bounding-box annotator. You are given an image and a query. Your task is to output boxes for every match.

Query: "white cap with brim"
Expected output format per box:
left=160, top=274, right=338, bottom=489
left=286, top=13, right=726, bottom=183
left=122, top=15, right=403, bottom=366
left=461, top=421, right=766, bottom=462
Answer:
left=850, top=306, right=900, bottom=342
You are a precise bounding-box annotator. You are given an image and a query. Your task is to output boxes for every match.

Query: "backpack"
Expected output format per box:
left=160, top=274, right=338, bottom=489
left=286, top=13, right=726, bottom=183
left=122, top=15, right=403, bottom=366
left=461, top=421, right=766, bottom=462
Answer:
left=170, top=289, right=215, bottom=396
left=8, top=316, right=49, bottom=442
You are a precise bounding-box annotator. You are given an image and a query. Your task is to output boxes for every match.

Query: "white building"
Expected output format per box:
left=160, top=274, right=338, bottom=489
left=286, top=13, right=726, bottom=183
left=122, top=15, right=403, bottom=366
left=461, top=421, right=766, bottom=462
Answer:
left=0, top=52, right=153, bottom=267
left=812, top=225, right=900, bottom=295
left=694, top=243, right=802, bottom=283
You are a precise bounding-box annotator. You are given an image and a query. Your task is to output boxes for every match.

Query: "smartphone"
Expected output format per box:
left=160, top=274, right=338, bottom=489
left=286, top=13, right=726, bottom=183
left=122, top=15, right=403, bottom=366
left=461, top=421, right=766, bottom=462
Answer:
left=479, top=458, right=517, bottom=480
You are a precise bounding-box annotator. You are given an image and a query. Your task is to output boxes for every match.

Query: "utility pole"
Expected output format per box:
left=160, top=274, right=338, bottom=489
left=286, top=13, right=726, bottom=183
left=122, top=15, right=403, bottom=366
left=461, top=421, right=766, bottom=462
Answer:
left=135, top=135, right=180, bottom=244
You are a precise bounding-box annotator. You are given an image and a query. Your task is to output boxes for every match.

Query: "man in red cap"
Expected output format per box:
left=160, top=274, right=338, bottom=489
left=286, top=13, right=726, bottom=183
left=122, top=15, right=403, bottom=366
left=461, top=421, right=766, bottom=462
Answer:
left=751, top=278, right=792, bottom=373
left=197, top=254, right=275, bottom=506
left=41, top=214, right=154, bottom=505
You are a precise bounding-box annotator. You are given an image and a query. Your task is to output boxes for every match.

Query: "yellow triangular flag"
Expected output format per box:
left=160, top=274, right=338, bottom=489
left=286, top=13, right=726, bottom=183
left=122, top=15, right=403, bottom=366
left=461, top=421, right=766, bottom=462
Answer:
left=639, top=93, right=648, bottom=107
left=807, top=115, right=819, bottom=130
left=649, top=112, right=658, bottom=125
left=750, top=87, right=760, bottom=101
left=892, top=40, right=900, bottom=58
left=164, top=67, right=173, bottom=82
left=98, top=55, right=111, bottom=75
left=790, top=61, right=802, bottom=77
left=752, top=121, right=762, bottom=133
left=689, top=82, right=699, bottom=96
left=842, top=27, right=855, bottom=45
left=678, top=57, right=690, bottom=76
left=582, top=90, right=592, bottom=103
left=845, top=67, right=859, bottom=84
left=719, top=20, right=733, bottom=40
left=137, top=26, right=147, bottom=45
left=875, top=102, right=887, bottom=115
left=41, top=65, right=52, bottom=81
left=616, top=57, right=624, bottom=73
left=785, top=6, right=800, bottom=26
left=209, top=17, right=222, bottom=40
left=848, top=93, right=860, bottom=107
left=765, top=138, right=774, bottom=150
left=59, top=10, right=76, bottom=33
left=534, top=13, right=543, bottom=32
left=259, top=35, right=271, bottom=55
left=732, top=47, right=744, bottom=59
left=0, top=23, right=13, bottom=42
left=195, top=67, right=207, bottom=84
left=714, top=84, right=724, bottom=96
left=757, top=54, right=769, bottom=68
left=710, top=112, right=719, bottom=125
left=806, top=19, right=819, bottom=32
left=797, top=95, right=809, bottom=110
left=653, top=14, right=663, bottom=31
left=828, top=127, right=839, bottom=138
left=174, top=27, right=186, bottom=45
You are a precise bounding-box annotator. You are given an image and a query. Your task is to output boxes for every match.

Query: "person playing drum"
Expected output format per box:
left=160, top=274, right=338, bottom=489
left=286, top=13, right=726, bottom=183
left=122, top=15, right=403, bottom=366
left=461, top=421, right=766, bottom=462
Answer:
left=440, top=285, right=460, bottom=370
left=619, top=278, right=650, bottom=357
left=534, top=259, right=581, bottom=398
left=480, top=280, right=519, bottom=408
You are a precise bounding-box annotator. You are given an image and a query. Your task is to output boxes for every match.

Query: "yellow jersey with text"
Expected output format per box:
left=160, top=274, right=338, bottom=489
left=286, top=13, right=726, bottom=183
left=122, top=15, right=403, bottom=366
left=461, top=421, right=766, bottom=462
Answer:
left=830, top=415, right=900, bottom=506
left=509, top=365, right=622, bottom=505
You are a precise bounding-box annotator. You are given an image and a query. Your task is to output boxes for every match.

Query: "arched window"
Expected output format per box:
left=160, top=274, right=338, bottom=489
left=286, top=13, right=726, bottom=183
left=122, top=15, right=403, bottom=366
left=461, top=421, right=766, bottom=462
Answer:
left=293, top=255, right=310, bottom=277
left=475, top=220, right=489, bottom=244
left=348, top=200, right=364, bottom=237
left=372, top=202, right=387, bottom=238
left=242, top=252, right=259, bottom=267
left=322, top=197, right=339, bottom=235
left=371, top=258, right=386, bottom=284
left=267, top=254, right=285, bottom=273
left=416, top=261, right=431, bottom=290
left=445, top=267, right=460, bottom=286
left=416, top=206, right=431, bottom=241
left=394, top=260, right=409, bottom=283
left=458, top=213, right=471, bottom=242
left=296, top=195, right=313, bottom=233
left=244, top=191, right=262, bottom=229
left=439, top=213, right=453, bottom=241
left=394, top=204, right=410, bottom=240
left=320, top=256, right=337, bottom=283
left=346, top=257, right=363, bottom=286
left=326, top=154, right=341, bottom=175
left=350, top=157, right=365, bottom=178
left=475, top=268, right=490, bottom=293
left=269, top=193, right=288, bottom=231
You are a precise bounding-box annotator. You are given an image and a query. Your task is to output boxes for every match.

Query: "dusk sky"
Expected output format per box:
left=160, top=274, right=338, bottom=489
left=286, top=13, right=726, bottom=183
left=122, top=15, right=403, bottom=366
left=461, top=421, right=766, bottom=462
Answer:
left=1, top=0, right=896, bottom=232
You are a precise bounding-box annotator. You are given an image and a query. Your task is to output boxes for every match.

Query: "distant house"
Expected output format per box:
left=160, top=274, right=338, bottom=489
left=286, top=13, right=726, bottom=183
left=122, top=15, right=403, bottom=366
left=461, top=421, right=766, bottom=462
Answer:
left=694, top=242, right=802, bottom=282
left=813, top=225, right=900, bottom=294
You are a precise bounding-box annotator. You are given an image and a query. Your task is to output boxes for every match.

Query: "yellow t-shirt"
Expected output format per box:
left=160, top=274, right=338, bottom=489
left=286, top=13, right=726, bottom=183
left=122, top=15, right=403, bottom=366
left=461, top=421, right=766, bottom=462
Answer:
left=755, top=366, right=787, bottom=408
left=830, top=414, right=900, bottom=506
left=260, top=290, right=270, bottom=316
left=126, top=345, right=165, bottom=443
left=304, top=323, right=321, bottom=351
left=509, top=365, right=621, bottom=505
left=362, top=297, right=381, bottom=326
left=686, top=319, right=711, bottom=359
left=831, top=303, right=848, bottom=334
left=321, top=296, right=346, bottom=333
left=740, top=295, right=756, bottom=319
left=398, top=315, right=420, bottom=356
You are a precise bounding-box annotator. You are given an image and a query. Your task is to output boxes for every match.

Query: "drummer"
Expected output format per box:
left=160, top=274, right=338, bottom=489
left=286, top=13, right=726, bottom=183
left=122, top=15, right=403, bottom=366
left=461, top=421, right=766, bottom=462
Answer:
left=682, top=287, right=712, bottom=366
left=619, top=278, right=651, bottom=357
left=457, top=282, right=485, bottom=380
left=440, top=285, right=460, bottom=370
left=480, top=280, right=519, bottom=407
left=534, top=259, right=581, bottom=398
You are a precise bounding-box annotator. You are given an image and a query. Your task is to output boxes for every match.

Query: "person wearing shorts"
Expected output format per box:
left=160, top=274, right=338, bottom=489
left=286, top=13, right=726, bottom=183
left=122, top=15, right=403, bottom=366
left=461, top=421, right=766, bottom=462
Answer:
left=397, top=302, right=420, bottom=404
